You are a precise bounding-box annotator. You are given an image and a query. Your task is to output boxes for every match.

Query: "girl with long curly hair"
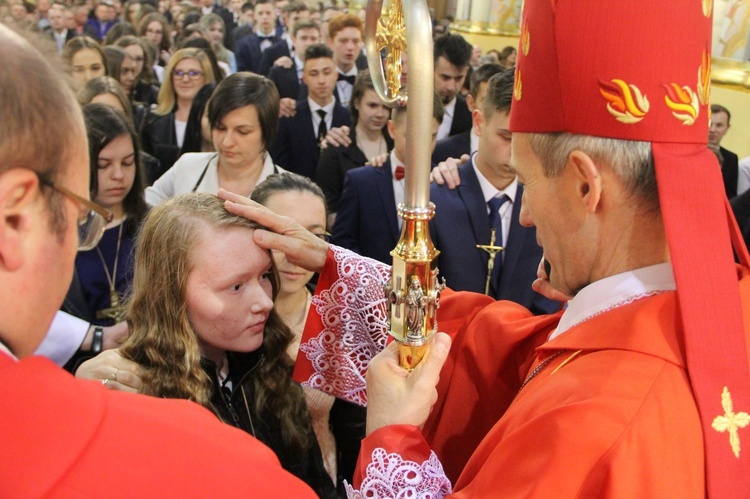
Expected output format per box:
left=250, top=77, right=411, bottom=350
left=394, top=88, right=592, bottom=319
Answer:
left=118, top=193, right=336, bottom=498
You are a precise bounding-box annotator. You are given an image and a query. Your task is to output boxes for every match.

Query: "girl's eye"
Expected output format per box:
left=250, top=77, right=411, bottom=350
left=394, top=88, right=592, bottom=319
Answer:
left=231, top=283, right=243, bottom=292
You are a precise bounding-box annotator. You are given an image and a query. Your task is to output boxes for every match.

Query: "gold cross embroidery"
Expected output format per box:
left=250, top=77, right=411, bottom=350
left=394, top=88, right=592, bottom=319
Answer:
left=711, top=386, right=750, bottom=458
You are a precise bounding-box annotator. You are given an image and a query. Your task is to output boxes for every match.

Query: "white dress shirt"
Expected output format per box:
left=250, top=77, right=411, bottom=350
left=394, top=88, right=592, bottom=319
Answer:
left=549, top=263, right=675, bottom=341
left=35, top=311, right=89, bottom=366
left=336, top=66, right=358, bottom=107
left=308, top=96, right=336, bottom=138
left=738, top=156, right=750, bottom=196
left=436, top=96, right=457, bottom=141
left=473, top=154, right=518, bottom=260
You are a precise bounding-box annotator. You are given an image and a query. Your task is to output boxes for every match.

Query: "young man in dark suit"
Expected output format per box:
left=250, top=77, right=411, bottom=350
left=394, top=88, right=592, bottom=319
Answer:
left=331, top=96, right=443, bottom=264
left=429, top=69, right=557, bottom=315
left=327, top=13, right=363, bottom=108
left=269, top=43, right=351, bottom=180
left=432, top=62, right=503, bottom=164
left=229, top=2, right=254, bottom=51
left=257, top=2, right=310, bottom=75
left=235, top=0, right=279, bottom=73
left=709, top=104, right=740, bottom=198
left=433, top=33, right=473, bottom=141
left=46, top=5, right=77, bottom=53
left=268, top=19, right=320, bottom=119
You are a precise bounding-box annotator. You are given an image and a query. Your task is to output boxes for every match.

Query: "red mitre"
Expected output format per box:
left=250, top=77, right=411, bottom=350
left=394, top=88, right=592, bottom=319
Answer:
left=510, top=0, right=750, bottom=496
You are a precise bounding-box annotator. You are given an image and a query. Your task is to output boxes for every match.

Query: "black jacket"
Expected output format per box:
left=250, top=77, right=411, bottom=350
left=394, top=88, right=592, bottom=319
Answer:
left=203, top=350, right=337, bottom=498
left=140, top=111, right=180, bottom=183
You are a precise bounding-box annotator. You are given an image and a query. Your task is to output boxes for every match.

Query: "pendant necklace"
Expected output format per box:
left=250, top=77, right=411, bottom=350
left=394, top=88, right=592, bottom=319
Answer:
left=95, top=220, right=126, bottom=322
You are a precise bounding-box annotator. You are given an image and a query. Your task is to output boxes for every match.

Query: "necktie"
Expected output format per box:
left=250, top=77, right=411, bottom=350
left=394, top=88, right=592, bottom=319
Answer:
left=338, top=73, right=356, bottom=85
left=316, top=109, right=327, bottom=144
left=394, top=165, right=405, bottom=180
left=487, top=194, right=510, bottom=294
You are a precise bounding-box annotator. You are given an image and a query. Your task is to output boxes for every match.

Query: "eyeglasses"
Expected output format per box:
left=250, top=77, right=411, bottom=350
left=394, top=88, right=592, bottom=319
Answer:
left=313, top=231, right=331, bottom=243
left=37, top=174, right=114, bottom=251
left=172, top=69, right=205, bottom=80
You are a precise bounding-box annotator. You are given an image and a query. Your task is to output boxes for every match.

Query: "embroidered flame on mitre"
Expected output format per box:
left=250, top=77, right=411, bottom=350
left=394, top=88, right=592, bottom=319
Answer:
left=703, top=0, right=712, bottom=18
left=697, top=47, right=711, bottom=106
left=664, top=83, right=700, bottom=126
left=599, top=79, right=649, bottom=124
left=520, top=22, right=530, bottom=56
left=514, top=69, right=522, bottom=100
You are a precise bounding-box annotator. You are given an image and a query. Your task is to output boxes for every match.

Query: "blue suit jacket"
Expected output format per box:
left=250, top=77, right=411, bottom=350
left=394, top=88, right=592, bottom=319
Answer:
left=258, top=40, right=291, bottom=76
left=432, top=130, right=471, bottom=164
left=269, top=99, right=352, bottom=180
left=429, top=158, right=559, bottom=315
left=331, top=159, right=400, bottom=264
left=236, top=33, right=278, bottom=73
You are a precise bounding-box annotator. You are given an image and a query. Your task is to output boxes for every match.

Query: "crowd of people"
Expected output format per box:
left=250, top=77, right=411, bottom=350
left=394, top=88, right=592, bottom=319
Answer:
left=1, top=0, right=749, bottom=497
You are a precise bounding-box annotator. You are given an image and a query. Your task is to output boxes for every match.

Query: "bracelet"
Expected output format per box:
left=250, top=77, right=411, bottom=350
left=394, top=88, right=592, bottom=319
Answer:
left=91, top=326, right=104, bottom=354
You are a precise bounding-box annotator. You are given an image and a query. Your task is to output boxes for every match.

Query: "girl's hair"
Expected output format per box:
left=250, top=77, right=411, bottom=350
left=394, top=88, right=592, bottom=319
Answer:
left=154, top=48, right=216, bottom=115
left=79, top=76, right=134, bottom=120
left=138, top=12, right=173, bottom=53
left=104, top=21, right=137, bottom=46
left=251, top=172, right=327, bottom=218
left=181, top=82, right=216, bottom=154
left=82, top=103, right=148, bottom=236
left=120, top=193, right=313, bottom=453
left=102, top=45, right=132, bottom=83
left=349, top=68, right=374, bottom=125
left=62, top=36, right=108, bottom=74
left=207, top=72, right=280, bottom=151
left=198, top=13, right=230, bottom=65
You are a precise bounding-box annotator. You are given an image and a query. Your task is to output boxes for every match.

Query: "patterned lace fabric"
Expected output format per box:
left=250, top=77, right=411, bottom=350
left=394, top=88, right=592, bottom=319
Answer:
left=345, top=448, right=453, bottom=499
left=298, top=246, right=391, bottom=406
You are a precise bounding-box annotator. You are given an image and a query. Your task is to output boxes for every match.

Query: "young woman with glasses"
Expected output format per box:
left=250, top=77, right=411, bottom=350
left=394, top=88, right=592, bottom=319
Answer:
left=115, top=35, right=160, bottom=108
left=140, top=47, right=216, bottom=182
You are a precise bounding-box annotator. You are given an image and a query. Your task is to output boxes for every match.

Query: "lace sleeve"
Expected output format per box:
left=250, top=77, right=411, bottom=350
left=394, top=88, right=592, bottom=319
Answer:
left=295, top=246, right=392, bottom=406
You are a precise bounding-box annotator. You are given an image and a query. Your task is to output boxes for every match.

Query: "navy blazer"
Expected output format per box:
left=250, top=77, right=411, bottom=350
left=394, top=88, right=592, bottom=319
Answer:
left=269, top=99, right=352, bottom=180
left=721, top=146, right=740, bottom=198
left=331, top=159, right=400, bottom=265
left=429, top=158, right=558, bottom=315
left=432, top=130, right=471, bottom=164
left=258, top=40, right=291, bottom=76
left=449, top=94, right=473, bottom=137
left=236, top=33, right=279, bottom=73
left=268, top=65, right=302, bottom=100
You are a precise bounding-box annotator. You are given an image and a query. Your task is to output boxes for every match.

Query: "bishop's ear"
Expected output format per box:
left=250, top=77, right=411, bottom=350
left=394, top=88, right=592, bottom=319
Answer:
left=0, top=169, right=42, bottom=272
left=567, top=150, right=602, bottom=213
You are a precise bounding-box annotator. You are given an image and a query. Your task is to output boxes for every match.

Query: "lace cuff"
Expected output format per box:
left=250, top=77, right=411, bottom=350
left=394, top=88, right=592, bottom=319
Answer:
left=295, top=246, right=392, bottom=406
left=345, top=448, right=452, bottom=498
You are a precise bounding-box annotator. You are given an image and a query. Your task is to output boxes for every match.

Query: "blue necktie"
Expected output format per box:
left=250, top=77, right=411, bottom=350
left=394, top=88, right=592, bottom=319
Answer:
left=487, top=194, right=510, bottom=294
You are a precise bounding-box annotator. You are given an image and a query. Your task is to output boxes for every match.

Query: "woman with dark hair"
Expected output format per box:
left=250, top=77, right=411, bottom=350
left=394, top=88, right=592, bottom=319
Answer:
left=316, top=70, right=392, bottom=220
left=113, top=192, right=336, bottom=497
left=181, top=82, right=217, bottom=154
left=62, top=103, right=148, bottom=330
left=138, top=11, right=172, bottom=66
left=115, top=35, right=160, bottom=107
left=102, top=46, right=139, bottom=102
left=103, top=21, right=138, bottom=45
left=251, top=173, right=367, bottom=491
left=146, top=72, right=283, bottom=206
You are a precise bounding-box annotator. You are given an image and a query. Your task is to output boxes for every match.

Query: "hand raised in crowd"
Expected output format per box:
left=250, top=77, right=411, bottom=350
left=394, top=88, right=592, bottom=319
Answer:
left=279, top=97, right=297, bottom=118
left=273, top=55, right=294, bottom=69
left=532, top=258, right=573, bottom=303
left=365, top=152, right=389, bottom=167
left=219, top=189, right=329, bottom=273
left=430, top=154, right=470, bottom=189
left=320, top=125, right=352, bottom=150
left=76, top=349, right=145, bottom=394
left=365, top=332, right=452, bottom=436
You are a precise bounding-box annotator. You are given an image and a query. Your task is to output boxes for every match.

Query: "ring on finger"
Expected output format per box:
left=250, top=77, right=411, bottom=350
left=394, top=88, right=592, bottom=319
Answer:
left=102, top=378, right=110, bottom=387
left=110, top=368, right=119, bottom=381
